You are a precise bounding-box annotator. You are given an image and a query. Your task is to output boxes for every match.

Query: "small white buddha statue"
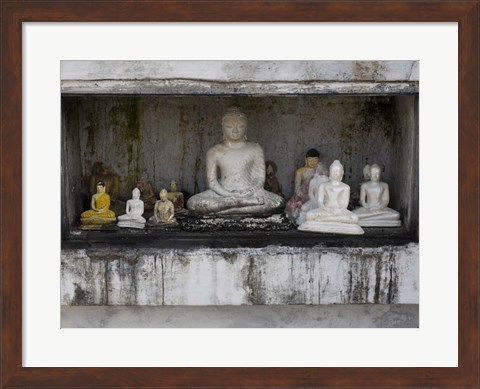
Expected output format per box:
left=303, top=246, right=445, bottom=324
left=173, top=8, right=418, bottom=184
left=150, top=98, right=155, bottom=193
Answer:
left=117, top=188, right=146, bottom=229
left=186, top=107, right=284, bottom=216
left=298, top=160, right=364, bottom=235
left=148, top=189, right=178, bottom=226
left=353, top=164, right=401, bottom=227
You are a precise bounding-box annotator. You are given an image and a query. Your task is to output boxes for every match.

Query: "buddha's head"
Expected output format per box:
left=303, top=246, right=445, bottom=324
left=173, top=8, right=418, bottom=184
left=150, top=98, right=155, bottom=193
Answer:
left=96, top=181, right=106, bottom=194
left=170, top=180, right=177, bottom=193
left=329, top=160, right=344, bottom=182
left=222, top=107, right=248, bottom=142
left=160, top=189, right=168, bottom=201
left=132, top=187, right=141, bottom=200
left=370, top=164, right=381, bottom=182
left=363, top=164, right=371, bottom=181
left=305, top=149, right=320, bottom=169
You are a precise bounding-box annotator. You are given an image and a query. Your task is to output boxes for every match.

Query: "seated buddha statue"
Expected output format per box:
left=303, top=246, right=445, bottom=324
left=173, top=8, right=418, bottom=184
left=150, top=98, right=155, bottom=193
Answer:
left=148, top=189, right=178, bottom=227
left=89, top=162, right=120, bottom=202
left=353, top=164, right=401, bottom=227
left=117, top=188, right=146, bottom=229
left=167, top=180, right=188, bottom=218
left=264, top=160, right=283, bottom=197
left=167, top=180, right=185, bottom=209
left=285, top=148, right=328, bottom=223
left=186, top=107, right=284, bottom=216
left=298, top=160, right=364, bottom=235
left=81, top=181, right=116, bottom=225
left=294, top=149, right=322, bottom=193
left=136, top=171, right=157, bottom=211
left=295, top=163, right=330, bottom=225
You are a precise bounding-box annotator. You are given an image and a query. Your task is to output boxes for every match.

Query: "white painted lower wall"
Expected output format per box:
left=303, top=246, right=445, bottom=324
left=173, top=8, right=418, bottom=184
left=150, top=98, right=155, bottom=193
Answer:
left=61, top=243, right=418, bottom=306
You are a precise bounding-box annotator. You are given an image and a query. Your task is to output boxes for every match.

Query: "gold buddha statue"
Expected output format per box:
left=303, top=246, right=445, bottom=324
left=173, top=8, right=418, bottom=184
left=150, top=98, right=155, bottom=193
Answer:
left=81, top=181, right=116, bottom=225
left=88, top=162, right=120, bottom=202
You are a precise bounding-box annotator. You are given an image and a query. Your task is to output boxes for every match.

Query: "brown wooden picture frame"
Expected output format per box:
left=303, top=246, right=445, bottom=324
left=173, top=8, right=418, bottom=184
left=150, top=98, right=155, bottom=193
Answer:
left=1, top=1, right=478, bottom=388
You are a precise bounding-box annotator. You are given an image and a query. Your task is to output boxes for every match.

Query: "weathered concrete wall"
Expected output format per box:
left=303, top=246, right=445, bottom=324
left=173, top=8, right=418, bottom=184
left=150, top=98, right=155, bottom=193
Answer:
left=61, top=243, right=418, bottom=306
left=61, top=60, right=419, bottom=95
left=394, top=95, right=419, bottom=235
left=62, top=95, right=418, bottom=231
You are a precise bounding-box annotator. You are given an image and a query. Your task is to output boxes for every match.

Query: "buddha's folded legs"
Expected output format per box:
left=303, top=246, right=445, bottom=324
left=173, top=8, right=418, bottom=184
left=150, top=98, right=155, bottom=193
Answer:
left=118, top=214, right=146, bottom=223
left=354, top=207, right=400, bottom=221
left=81, top=209, right=116, bottom=219
left=306, top=208, right=359, bottom=224
left=187, top=189, right=284, bottom=216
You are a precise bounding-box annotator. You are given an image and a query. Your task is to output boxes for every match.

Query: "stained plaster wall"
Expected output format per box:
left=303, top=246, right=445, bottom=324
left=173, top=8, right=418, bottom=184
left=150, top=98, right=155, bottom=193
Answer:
left=61, top=243, right=419, bottom=306
left=61, top=95, right=418, bottom=233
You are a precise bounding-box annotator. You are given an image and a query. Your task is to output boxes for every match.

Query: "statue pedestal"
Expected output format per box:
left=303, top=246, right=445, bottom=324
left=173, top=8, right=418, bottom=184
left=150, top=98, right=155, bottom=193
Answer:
left=117, top=220, right=146, bottom=229
left=145, top=220, right=180, bottom=230
left=79, top=221, right=118, bottom=231
left=182, top=214, right=292, bottom=232
left=298, top=221, right=364, bottom=235
left=358, top=219, right=402, bottom=227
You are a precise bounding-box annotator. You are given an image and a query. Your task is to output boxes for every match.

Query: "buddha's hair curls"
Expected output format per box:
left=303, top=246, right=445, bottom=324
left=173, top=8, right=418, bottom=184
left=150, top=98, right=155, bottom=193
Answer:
left=330, top=160, right=344, bottom=173
left=222, top=106, right=247, bottom=122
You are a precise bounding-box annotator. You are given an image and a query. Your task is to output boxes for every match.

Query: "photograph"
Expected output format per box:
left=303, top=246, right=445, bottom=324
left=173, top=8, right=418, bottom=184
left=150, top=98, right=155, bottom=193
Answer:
left=60, top=60, right=419, bottom=328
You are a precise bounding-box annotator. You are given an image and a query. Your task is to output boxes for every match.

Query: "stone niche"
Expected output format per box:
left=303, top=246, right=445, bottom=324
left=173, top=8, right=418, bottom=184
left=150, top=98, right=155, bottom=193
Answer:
left=61, top=61, right=419, bottom=308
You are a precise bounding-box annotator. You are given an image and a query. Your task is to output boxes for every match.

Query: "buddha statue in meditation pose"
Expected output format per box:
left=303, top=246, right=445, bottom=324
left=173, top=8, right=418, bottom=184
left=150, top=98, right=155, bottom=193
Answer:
left=89, top=162, right=120, bottom=202
left=298, top=160, right=364, bottom=235
left=148, top=189, right=178, bottom=226
left=186, top=107, right=284, bottom=216
left=264, top=160, right=283, bottom=197
left=294, top=149, right=322, bottom=193
left=295, top=163, right=330, bottom=225
left=285, top=149, right=328, bottom=223
left=167, top=180, right=185, bottom=210
left=353, top=164, right=401, bottom=227
left=167, top=180, right=188, bottom=218
left=117, top=188, right=146, bottom=229
left=81, top=181, right=116, bottom=225
left=136, top=171, right=157, bottom=211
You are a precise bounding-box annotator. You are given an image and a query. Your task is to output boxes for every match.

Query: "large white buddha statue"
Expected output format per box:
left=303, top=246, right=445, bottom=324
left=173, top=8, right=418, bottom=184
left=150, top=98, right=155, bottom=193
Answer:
left=186, top=107, right=285, bottom=216
left=353, top=164, right=401, bottom=227
left=117, top=188, right=146, bottom=229
left=298, top=160, right=364, bottom=235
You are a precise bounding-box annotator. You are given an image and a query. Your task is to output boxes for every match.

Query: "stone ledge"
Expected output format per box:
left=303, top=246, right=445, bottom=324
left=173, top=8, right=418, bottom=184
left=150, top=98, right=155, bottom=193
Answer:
left=61, top=80, right=418, bottom=96
left=64, top=228, right=415, bottom=249
left=61, top=60, right=419, bottom=95
left=61, top=243, right=418, bottom=306
left=61, top=305, right=419, bottom=328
